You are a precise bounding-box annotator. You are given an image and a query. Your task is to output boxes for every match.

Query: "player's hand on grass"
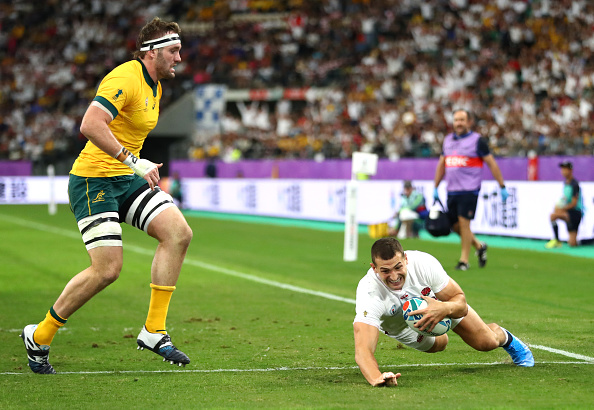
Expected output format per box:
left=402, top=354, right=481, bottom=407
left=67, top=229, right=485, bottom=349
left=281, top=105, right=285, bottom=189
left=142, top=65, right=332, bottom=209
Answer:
left=373, top=372, right=401, bottom=387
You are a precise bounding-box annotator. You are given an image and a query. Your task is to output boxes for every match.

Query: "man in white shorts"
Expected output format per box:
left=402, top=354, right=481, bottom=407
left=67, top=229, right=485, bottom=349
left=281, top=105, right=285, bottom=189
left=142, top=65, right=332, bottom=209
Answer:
left=353, top=237, right=534, bottom=387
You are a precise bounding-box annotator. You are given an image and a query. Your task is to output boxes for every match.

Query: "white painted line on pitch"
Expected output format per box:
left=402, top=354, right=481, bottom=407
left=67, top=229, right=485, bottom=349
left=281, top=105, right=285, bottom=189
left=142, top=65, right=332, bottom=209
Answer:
left=125, top=243, right=357, bottom=304
left=531, top=345, right=594, bottom=362
left=0, top=214, right=356, bottom=305
left=1, top=361, right=591, bottom=376
left=0, top=214, right=588, bottom=363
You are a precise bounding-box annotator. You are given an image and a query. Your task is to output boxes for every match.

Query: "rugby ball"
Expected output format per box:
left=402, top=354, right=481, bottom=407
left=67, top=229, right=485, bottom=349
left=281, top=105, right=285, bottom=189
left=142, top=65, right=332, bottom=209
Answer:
left=402, top=297, right=451, bottom=336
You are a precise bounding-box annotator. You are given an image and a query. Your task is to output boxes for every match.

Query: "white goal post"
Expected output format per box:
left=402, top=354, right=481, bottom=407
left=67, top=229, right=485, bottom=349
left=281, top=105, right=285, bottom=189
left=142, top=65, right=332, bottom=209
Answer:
left=343, top=152, right=378, bottom=261
left=47, top=164, right=57, bottom=215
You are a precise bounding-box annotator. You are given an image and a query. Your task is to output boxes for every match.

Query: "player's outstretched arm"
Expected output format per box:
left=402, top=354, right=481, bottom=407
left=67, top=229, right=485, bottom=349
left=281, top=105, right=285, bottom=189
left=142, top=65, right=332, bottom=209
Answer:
left=354, top=322, right=401, bottom=387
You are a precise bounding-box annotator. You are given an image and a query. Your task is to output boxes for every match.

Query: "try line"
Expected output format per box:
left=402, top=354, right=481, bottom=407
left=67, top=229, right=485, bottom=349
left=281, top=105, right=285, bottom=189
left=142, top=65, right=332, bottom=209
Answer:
left=1, top=213, right=593, bottom=364
left=1, top=361, right=591, bottom=376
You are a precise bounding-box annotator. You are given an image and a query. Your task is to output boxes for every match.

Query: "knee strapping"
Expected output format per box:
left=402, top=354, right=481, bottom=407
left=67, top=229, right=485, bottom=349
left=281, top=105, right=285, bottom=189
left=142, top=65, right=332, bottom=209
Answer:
left=78, top=212, right=122, bottom=250
left=123, top=187, right=174, bottom=232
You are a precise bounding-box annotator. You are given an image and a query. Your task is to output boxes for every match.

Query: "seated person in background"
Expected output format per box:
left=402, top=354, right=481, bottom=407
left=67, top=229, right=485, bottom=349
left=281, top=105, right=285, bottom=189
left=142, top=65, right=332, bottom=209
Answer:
left=387, top=181, right=428, bottom=239
left=545, top=161, right=584, bottom=248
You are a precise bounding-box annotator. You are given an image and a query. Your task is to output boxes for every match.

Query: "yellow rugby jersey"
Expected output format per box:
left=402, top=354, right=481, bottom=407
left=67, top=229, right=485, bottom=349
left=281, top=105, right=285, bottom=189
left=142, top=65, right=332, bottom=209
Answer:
left=71, top=59, right=162, bottom=177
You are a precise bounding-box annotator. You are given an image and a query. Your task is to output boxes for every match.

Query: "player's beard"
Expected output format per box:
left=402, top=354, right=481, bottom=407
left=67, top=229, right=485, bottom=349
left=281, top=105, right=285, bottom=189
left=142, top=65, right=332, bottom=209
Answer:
left=156, top=50, right=175, bottom=80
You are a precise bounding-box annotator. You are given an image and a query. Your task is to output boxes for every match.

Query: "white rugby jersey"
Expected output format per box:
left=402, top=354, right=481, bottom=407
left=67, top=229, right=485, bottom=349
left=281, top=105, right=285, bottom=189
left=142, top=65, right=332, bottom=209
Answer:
left=354, top=250, right=451, bottom=336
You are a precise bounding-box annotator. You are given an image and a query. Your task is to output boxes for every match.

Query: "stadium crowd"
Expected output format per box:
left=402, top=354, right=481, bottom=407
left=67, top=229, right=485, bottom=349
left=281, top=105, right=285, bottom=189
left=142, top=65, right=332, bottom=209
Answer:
left=1, top=0, right=594, bottom=171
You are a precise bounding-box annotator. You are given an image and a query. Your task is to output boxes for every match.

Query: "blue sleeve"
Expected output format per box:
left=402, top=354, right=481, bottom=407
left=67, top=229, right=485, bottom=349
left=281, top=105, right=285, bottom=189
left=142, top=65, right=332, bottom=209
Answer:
left=477, top=136, right=490, bottom=157
left=570, top=180, right=580, bottom=198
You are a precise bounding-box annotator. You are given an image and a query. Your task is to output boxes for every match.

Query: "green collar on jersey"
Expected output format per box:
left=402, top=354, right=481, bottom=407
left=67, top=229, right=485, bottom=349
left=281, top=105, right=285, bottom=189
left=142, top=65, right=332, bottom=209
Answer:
left=137, top=59, right=158, bottom=97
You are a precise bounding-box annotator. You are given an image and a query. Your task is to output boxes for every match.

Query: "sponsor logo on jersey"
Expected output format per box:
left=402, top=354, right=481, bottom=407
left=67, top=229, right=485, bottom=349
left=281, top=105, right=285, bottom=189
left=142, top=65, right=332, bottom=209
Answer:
left=445, top=155, right=483, bottom=168
left=92, top=190, right=106, bottom=203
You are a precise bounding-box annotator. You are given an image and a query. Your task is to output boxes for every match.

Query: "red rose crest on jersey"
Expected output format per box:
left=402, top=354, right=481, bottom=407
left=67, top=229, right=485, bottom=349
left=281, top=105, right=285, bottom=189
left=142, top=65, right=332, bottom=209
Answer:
left=421, top=287, right=431, bottom=296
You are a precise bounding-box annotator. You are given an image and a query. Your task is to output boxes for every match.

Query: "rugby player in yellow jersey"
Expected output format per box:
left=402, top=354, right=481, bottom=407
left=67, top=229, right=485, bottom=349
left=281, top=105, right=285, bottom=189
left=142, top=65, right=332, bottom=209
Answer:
left=21, top=18, right=192, bottom=373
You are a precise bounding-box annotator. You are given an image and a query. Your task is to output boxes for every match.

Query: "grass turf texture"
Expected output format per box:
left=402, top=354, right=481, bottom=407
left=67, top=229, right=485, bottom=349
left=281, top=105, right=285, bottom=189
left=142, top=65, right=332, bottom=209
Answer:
left=0, top=204, right=592, bottom=409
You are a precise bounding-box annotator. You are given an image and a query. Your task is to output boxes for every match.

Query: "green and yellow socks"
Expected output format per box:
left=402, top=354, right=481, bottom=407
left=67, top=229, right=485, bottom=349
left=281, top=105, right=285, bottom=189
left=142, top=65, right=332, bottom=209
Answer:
left=145, top=283, right=176, bottom=335
left=33, top=283, right=174, bottom=345
left=34, top=307, right=67, bottom=346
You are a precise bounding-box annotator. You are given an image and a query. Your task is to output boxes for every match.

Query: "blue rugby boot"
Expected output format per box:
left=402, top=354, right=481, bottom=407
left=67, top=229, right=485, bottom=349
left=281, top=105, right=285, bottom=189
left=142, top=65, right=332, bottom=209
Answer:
left=503, top=332, right=534, bottom=367
left=137, top=326, right=190, bottom=367
left=20, top=324, right=56, bottom=374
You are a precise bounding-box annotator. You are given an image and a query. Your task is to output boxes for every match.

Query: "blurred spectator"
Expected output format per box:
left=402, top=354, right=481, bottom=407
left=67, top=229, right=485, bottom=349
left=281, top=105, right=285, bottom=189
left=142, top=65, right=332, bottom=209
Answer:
left=1, top=0, right=594, bottom=174
left=205, top=157, right=218, bottom=178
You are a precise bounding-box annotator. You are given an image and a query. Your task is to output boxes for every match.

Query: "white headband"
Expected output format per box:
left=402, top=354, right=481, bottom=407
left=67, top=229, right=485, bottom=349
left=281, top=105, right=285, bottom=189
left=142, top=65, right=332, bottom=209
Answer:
left=139, top=34, right=181, bottom=51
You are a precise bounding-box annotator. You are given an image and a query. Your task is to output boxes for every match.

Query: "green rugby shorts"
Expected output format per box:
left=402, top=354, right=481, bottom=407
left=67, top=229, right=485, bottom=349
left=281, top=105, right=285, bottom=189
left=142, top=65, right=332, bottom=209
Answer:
left=68, top=174, right=149, bottom=223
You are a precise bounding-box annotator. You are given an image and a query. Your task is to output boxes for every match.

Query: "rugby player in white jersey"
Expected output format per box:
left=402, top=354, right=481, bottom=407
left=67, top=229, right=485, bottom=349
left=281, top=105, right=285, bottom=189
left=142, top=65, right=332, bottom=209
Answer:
left=353, top=237, right=534, bottom=387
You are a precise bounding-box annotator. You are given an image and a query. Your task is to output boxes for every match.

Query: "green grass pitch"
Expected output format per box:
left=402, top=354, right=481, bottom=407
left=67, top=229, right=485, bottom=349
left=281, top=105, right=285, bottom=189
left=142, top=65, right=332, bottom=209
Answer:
left=1, top=204, right=593, bottom=409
